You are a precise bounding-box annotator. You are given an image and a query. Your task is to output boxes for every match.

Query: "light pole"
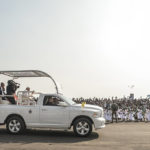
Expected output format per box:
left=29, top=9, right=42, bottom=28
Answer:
left=128, top=85, right=135, bottom=100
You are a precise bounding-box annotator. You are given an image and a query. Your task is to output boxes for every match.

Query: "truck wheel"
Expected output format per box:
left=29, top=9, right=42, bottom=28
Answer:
left=6, top=116, right=26, bottom=134
left=73, top=118, right=92, bottom=137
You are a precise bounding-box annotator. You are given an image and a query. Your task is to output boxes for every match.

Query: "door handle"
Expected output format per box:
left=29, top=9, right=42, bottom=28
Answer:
left=41, top=109, right=47, bottom=111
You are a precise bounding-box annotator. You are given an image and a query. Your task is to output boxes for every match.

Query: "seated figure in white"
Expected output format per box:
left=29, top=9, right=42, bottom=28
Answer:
left=21, top=87, right=35, bottom=105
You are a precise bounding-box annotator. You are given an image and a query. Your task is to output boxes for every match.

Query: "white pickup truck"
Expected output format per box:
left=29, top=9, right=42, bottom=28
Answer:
left=0, top=70, right=105, bottom=137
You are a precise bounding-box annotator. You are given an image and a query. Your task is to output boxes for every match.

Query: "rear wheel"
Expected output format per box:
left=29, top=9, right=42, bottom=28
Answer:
left=73, top=118, right=92, bottom=137
left=6, top=116, right=26, bottom=134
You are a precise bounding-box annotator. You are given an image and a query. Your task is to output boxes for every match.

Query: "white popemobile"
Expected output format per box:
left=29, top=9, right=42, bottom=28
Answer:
left=0, top=70, right=105, bottom=137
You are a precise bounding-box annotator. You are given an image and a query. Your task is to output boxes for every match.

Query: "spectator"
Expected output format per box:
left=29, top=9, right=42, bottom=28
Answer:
left=111, top=101, right=118, bottom=123
left=0, top=82, right=7, bottom=100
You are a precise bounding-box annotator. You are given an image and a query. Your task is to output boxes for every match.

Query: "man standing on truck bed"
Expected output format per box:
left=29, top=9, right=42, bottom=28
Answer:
left=6, top=80, right=17, bottom=104
left=0, top=82, right=7, bottom=100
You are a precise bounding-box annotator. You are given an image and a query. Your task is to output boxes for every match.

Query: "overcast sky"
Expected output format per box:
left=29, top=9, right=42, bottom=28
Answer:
left=0, top=0, right=150, bottom=98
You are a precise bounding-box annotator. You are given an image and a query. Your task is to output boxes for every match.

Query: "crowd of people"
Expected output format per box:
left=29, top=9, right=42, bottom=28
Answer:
left=72, top=97, right=150, bottom=123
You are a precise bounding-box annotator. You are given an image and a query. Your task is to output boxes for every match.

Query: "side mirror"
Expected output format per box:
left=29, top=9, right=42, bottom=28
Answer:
left=58, top=102, right=68, bottom=107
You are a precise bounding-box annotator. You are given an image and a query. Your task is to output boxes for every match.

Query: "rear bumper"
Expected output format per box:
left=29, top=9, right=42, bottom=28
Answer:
left=93, top=117, right=105, bottom=129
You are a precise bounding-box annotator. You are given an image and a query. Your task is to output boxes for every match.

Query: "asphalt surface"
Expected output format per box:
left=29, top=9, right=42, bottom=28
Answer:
left=0, top=123, right=150, bottom=150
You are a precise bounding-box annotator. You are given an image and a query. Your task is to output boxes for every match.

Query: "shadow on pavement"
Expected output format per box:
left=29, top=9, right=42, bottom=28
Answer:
left=0, top=128, right=99, bottom=144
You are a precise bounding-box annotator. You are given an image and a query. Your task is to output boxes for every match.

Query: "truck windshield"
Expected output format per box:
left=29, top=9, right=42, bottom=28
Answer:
left=60, top=95, right=76, bottom=105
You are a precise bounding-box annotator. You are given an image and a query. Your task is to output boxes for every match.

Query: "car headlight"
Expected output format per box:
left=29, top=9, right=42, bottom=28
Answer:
left=93, top=112, right=99, bottom=118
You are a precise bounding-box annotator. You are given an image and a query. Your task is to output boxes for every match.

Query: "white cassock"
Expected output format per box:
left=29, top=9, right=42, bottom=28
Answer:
left=145, top=109, right=149, bottom=121
left=124, top=110, right=128, bottom=121
left=122, top=110, right=125, bottom=120
left=129, top=111, right=134, bottom=121
left=104, top=110, right=111, bottom=121
left=137, top=110, right=143, bottom=120
left=148, top=110, right=150, bottom=121
left=146, top=109, right=150, bottom=121
left=119, top=110, right=123, bottom=120
left=104, top=110, right=107, bottom=120
left=117, top=109, right=121, bottom=119
left=126, top=111, right=130, bottom=120
left=107, top=110, right=112, bottom=121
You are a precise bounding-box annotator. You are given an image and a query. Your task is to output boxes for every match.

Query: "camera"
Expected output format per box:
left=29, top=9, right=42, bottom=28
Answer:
left=7, top=80, right=20, bottom=92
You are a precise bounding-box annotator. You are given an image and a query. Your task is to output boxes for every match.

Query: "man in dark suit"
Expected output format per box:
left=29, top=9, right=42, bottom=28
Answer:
left=0, top=82, right=7, bottom=100
left=111, top=101, right=119, bottom=123
left=6, top=80, right=16, bottom=104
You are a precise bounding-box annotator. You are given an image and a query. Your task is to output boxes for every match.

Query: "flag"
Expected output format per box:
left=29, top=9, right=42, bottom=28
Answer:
left=81, top=102, right=86, bottom=108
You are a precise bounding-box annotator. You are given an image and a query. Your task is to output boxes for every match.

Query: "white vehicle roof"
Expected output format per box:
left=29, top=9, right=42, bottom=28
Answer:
left=0, top=70, right=50, bottom=77
left=0, top=70, right=62, bottom=94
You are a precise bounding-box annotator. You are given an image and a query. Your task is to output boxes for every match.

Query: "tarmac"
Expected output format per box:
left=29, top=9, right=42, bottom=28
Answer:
left=0, top=122, right=150, bottom=150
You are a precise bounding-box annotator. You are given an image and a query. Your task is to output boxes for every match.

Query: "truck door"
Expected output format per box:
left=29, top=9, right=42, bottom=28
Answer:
left=39, top=95, right=70, bottom=128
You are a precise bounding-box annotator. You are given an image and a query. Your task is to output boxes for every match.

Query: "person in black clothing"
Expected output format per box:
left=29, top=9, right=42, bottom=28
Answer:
left=111, top=101, right=118, bottom=123
left=6, top=80, right=18, bottom=104
left=0, top=82, right=7, bottom=100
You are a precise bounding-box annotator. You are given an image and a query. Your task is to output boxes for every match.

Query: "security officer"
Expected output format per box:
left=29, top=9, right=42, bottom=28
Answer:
left=111, top=101, right=118, bottom=123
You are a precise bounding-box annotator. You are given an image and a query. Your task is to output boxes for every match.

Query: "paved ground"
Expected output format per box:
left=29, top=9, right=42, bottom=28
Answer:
left=0, top=123, right=150, bottom=150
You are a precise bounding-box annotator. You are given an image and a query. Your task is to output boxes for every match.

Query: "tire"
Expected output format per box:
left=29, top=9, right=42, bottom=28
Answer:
left=6, top=116, right=26, bottom=134
left=73, top=118, right=92, bottom=137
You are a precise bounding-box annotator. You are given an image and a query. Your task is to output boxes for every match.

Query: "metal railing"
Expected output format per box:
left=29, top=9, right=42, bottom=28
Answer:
left=0, top=91, right=41, bottom=105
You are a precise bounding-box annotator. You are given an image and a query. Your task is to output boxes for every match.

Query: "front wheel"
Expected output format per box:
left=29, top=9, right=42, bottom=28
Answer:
left=73, top=118, right=92, bottom=137
left=6, top=116, right=26, bottom=134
